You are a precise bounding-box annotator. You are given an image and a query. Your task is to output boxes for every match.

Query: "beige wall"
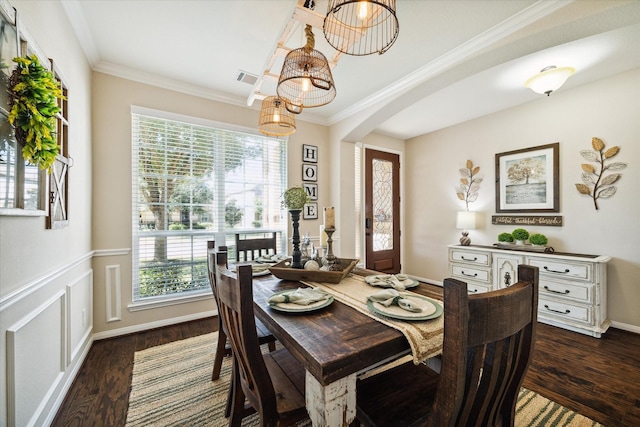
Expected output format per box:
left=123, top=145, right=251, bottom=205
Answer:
left=91, top=72, right=331, bottom=334
left=404, top=68, right=640, bottom=328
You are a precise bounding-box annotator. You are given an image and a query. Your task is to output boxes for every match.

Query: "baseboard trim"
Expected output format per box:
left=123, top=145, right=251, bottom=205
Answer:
left=92, top=310, right=217, bottom=341
left=610, top=321, right=640, bottom=335
left=41, top=335, right=94, bottom=426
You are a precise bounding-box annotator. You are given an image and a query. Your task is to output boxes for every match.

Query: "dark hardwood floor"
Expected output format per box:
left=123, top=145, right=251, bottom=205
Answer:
left=51, top=317, right=640, bottom=427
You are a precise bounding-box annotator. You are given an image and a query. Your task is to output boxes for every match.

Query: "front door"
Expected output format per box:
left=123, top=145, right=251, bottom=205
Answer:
left=365, top=149, right=400, bottom=273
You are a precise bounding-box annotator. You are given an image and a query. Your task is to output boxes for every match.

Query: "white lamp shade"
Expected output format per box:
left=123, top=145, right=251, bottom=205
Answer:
left=525, top=66, right=575, bottom=95
left=456, top=211, right=477, bottom=230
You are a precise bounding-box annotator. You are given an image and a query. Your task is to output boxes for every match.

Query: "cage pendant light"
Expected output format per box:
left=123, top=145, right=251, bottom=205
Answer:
left=324, top=0, right=399, bottom=56
left=277, top=25, right=336, bottom=113
left=258, top=96, right=296, bottom=137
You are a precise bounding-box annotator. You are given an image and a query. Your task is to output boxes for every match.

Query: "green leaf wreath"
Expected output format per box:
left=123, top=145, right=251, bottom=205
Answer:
left=8, top=54, right=65, bottom=171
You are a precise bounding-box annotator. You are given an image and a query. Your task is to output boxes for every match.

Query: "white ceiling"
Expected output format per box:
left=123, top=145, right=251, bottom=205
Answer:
left=61, top=0, right=640, bottom=140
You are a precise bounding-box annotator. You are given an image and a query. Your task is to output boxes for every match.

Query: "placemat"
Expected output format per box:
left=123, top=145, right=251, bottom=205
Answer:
left=302, top=274, right=443, bottom=364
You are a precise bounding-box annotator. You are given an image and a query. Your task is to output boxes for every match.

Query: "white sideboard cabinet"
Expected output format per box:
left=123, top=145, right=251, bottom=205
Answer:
left=448, top=245, right=611, bottom=337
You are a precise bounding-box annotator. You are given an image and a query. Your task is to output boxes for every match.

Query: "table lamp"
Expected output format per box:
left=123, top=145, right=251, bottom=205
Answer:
left=456, top=211, right=477, bottom=246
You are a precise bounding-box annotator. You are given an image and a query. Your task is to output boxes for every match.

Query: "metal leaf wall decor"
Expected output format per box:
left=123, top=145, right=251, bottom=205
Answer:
left=575, top=137, right=627, bottom=210
left=456, top=160, right=482, bottom=210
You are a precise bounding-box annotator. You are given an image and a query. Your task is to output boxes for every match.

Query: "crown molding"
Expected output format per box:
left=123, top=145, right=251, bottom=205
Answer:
left=61, top=0, right=101, bottom=66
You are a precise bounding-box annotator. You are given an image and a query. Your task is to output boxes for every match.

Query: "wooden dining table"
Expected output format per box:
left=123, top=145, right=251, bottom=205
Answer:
left=251, top=268, right=444, bottom=427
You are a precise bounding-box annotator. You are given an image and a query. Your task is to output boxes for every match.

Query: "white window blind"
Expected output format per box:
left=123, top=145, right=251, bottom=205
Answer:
left=131, top=108, right=287, bottom=302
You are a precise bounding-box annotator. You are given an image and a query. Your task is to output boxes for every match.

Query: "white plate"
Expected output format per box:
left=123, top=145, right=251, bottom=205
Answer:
left=256, top=255, right=289, bottom=264
left=232, top=264, right=271, bottom=276
left=252, top=269, right=271, bottom=277
left=268, top=290, right=334, bottom=313
left=367, top=293, right=443, bottom=321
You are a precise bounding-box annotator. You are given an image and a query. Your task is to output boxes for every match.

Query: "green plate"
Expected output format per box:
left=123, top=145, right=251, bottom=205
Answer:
left=268, top=290, right=334, bottom=313
left=367, top=293, right=443, bottom=321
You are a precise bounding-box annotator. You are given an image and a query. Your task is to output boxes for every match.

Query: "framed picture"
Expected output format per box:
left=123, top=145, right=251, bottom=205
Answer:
left=495, top=142, right=559, bottom=213
left=303, top=183, right=318, bottom=200
left=303, top=202, right=318, bottom=220
left=302, top=164, right=317, bottom=182
left=303, top=144, right=318, bottom=163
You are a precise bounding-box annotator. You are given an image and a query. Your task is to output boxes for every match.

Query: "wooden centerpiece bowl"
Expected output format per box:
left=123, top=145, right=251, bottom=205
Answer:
left=269, top=258, right=359, bottom=284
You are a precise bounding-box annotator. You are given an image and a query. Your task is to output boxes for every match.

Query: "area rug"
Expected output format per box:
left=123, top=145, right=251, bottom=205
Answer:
left=125, top=333, right=602, bottom=427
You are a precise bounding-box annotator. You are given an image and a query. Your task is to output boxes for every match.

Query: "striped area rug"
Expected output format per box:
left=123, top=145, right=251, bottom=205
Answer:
left=125, top=333, right=602, bottom=427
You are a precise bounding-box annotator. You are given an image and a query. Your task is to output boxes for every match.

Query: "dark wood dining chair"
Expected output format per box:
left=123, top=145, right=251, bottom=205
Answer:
left=206, top=243, right=276, bottom=417
left=215, top=254, right=308, bottom=427
left=356, top=264, right=539, bottom=427
left=235, top=232, right=277, bottom=261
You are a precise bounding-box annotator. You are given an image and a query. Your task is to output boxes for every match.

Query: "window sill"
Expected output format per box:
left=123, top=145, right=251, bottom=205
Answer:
left=128, top=290, right=213, bottom=312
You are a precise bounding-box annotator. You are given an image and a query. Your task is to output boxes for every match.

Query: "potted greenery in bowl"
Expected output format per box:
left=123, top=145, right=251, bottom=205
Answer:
left=498, top=232, right=514, bottom=243
left=511, top=228, right=529, bottom=245
left=282, top=186, right=311, bottom=268
left=529, top=233, right=548, bottom=247
left=8, top=54, right=65, bottom=171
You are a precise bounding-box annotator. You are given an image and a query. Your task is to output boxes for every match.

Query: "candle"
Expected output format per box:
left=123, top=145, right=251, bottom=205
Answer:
left=320, top=225, right=327, bottom=248
left=323, top=207, right=335, bottom=229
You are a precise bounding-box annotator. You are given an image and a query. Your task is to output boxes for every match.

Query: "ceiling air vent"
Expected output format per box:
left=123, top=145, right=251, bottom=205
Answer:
left=236, top=70, right=258, bottom=85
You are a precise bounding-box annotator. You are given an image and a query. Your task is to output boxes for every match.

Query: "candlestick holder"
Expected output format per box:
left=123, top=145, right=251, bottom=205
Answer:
left=289, top=209, right=303, bottom=269
left=323, top=227, right=343, bottom=271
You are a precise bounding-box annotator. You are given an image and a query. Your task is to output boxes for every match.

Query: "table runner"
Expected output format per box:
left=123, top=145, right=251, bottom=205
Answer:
left=302, top=274, right=444, bottom=364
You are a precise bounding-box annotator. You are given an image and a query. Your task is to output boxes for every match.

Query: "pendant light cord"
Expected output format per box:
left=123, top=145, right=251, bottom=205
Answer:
left=303, top=25, right=315, bottom=52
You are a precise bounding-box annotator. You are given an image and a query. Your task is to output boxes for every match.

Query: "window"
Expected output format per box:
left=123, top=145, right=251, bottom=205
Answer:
left=46, top=60, right=70, bottom=228
left=0, top=3, right=47, bottom=216
left=131, top=107, right=287, bottom=303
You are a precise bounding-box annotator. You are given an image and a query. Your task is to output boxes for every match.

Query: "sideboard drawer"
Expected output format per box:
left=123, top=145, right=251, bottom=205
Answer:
left=528, top=257, right=591, bottom=282
left=450, top=265, right=491, bottom=284
left=450, top=249, right=490, bottom=266
left=540, top=279, right=592, bottom=304
left=539, top=297, right=592, bottom=325
left=466, top=283, right=491, bottom=294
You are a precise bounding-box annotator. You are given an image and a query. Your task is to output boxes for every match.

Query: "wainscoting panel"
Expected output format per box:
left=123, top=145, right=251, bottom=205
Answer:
left=0, top=253, right=94, bottom=427
left=105, top=264, right=122, bottom=323
left=67, top=270, right=93, bottom=364
left=6, top=291, right=66, bottom=427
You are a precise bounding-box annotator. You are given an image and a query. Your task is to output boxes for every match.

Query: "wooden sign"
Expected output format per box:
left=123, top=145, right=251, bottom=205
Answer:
left=492, top=216, right=563, bottom=226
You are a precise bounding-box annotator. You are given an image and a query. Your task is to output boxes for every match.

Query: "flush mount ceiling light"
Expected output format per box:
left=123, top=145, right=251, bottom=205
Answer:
left=323, top=0, right=399, bottom=56
left=277, top=25, right=336, bottom=113
left=258, top=96, right=296, bottom=137
left=525, top=65, right=575, bottom=96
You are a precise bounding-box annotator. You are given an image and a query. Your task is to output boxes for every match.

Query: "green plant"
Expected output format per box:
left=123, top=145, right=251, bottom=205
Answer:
left=529, top=233, right=548, bottom=246
left=8, top=54, right=65, bottom=171
left=282, top=186, right=311, bottom=210
left=511, top=228, right=529, bottom=241
left=498, top=232, right=514, bottom=242
left=225, top=199, right=243, bottom=228
left=138, top=260, right=208, bottom=297
left=169, top=223, right=187, bottom=230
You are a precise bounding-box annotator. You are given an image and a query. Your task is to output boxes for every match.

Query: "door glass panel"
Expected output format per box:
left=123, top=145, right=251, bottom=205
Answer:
left=372, top=158, right=393, bottom=252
